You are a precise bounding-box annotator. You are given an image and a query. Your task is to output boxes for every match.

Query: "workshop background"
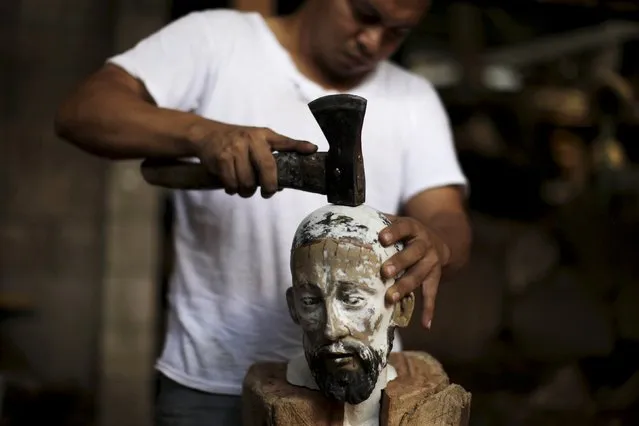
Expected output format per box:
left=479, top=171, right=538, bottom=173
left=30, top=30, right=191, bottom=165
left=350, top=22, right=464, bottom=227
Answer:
left=2, top=0, right=639, bottom=425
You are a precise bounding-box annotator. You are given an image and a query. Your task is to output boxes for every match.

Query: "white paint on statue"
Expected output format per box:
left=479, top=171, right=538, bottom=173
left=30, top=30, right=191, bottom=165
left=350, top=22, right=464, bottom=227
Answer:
left=291, top=204, right=402, bottom=261
left=286, top=204, right=408, bottom=426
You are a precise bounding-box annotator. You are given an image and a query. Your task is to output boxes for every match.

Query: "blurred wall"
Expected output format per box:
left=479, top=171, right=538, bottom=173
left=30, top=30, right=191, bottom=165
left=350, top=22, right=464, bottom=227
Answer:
left=96, top=1, right=165, bottom=425
left=0, top=0, right=114, bottom=390
left=1, top=3, right=164, bottom=426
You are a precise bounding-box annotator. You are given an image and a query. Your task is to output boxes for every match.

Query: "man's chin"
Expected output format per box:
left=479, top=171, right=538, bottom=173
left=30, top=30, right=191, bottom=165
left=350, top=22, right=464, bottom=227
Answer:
left=323, top=59, right=375, bottom=83
left=338, top=65, right=374, bottom=80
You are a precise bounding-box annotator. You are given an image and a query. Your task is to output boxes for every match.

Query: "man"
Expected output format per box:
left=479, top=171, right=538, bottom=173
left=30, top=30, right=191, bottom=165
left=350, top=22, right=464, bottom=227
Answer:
left=55, top=0, right=471, bottom=424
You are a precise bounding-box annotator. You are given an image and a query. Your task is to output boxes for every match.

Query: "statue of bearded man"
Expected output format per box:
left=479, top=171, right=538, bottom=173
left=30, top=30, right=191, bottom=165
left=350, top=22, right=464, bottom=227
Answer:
left=285, top=204, right=415, bottom=420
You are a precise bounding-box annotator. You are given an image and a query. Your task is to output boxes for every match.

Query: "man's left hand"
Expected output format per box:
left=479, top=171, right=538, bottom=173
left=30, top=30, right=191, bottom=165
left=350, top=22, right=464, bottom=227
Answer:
left=379, top=215, right=451, bottom=329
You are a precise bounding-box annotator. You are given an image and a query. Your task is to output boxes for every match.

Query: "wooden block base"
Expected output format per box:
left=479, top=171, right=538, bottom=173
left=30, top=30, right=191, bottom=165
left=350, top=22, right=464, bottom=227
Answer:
left=242, top=351, right=471, bottom=426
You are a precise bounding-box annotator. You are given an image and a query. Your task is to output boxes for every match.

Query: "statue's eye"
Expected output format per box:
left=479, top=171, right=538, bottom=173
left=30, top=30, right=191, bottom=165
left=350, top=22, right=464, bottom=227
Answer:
left=343, top=296, right=365, bottom=307
left=301, top=296, right=321, bottom=307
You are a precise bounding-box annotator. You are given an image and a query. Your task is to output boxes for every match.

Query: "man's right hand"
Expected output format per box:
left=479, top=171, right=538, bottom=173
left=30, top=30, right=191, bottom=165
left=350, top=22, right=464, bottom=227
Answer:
left=189, top=122, right=317, bottom=198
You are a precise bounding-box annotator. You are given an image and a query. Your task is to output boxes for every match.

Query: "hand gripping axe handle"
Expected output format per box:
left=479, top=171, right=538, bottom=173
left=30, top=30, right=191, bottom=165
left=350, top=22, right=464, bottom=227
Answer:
left=140, top=94, right=367, bottom=207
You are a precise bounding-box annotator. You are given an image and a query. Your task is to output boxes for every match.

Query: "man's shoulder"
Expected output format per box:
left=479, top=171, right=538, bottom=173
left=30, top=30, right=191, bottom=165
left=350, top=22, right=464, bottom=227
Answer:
left=176, top=8, right=262, bottom=37
left=187, top=7, right=257, bottom=22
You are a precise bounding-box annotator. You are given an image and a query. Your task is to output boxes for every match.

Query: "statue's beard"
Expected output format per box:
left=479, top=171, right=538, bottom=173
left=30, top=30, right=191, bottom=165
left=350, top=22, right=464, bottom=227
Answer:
left=305, top=327, right=395, bottom=405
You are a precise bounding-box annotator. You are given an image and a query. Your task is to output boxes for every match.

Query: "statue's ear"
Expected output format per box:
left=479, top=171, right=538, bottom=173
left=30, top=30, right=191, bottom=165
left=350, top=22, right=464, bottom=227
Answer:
left=391, top=292, right=415, bottom=328
left=286, top=287, right=300, bottom=324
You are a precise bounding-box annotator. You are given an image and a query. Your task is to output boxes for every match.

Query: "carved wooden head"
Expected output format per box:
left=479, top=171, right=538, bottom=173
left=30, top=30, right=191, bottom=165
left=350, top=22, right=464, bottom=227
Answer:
left=286, top=204, right=414, bottom=404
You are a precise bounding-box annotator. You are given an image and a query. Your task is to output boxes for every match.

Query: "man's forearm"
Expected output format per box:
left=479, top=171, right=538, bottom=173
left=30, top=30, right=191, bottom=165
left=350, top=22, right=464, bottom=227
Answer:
left=54, top=66, right=206, bottom=160
left=427, top=211, right=472, bottom=273
left=402, top=187, right=472, bottom=275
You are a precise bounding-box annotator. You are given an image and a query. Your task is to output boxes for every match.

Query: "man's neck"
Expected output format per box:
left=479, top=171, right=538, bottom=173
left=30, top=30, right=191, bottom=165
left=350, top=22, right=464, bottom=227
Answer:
left=265, top=12, right=369, bottom=92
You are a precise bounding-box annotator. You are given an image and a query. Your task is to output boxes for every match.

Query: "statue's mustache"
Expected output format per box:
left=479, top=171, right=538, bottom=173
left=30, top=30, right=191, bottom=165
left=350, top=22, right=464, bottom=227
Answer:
left=312, top=340, right=373, bottom=364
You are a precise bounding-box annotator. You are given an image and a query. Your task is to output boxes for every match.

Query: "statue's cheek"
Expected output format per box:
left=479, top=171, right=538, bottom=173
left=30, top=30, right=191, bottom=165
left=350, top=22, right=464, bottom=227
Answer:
left=298, top=309, right=324, bottom=331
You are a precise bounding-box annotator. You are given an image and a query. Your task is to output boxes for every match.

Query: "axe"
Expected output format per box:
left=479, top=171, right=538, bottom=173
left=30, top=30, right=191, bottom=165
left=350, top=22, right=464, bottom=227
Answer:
left=140, top=94, right=366, bottom=207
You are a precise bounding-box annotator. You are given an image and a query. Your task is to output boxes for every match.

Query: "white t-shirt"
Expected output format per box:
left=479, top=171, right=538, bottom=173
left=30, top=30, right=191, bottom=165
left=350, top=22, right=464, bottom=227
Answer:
left=108, top=9, right=467, bottom=395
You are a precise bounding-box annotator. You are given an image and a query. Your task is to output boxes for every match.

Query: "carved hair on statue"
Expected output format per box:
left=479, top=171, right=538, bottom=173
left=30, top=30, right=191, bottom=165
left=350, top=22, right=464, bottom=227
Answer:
left=287, top=204, right=415, bottom=405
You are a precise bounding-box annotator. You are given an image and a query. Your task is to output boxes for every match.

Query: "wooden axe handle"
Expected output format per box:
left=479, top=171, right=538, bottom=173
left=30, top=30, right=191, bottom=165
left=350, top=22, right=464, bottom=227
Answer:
left=140, top=152, right=328, bottom=194
left=140, top=158, right=223, bottom=190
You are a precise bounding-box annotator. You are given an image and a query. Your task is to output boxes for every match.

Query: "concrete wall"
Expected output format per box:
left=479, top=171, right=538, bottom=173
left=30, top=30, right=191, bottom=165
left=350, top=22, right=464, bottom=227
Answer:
left=0, top=0, right=114, bottom=390
left=1, top=2, right=165, bottom=425
left=97, top=1, right=166, bottom=425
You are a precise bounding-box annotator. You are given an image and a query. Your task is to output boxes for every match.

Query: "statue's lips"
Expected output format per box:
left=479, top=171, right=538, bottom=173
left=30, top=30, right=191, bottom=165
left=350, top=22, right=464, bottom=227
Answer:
left=322, top=352, right=353, bottom=360
left=320, top=351, right=358, bottom=370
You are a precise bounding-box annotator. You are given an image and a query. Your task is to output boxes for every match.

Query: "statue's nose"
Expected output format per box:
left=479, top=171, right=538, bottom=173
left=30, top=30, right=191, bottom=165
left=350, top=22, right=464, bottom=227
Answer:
left=323, top=303, right=349, bottom=341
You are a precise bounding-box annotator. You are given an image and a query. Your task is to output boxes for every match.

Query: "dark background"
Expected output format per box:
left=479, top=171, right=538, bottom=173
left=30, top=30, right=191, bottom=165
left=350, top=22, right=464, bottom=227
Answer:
left=2, top=1, right=639, bottom=425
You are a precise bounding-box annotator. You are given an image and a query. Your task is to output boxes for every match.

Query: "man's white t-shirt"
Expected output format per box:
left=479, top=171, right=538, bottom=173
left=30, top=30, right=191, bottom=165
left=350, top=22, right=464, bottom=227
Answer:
left=108, top=9, right=467, bottom=395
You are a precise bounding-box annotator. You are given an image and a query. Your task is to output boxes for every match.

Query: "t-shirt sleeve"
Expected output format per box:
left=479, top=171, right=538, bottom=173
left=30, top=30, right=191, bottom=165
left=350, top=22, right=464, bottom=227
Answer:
left=400, top=79, right=468, bottom=204
left=106, top=11, right=216, bottom=112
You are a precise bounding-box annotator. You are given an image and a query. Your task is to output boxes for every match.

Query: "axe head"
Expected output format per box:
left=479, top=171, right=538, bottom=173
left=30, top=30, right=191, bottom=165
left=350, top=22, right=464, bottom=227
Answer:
left=308, top=94, right=367, bottom=207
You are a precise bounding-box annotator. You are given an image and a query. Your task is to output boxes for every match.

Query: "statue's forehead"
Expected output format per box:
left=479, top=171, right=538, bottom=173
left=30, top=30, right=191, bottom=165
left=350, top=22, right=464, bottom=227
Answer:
left=292, top=239, right=383, bottom=290
left=292, top=207, right=401, bottom=261
left=293, top=207, right=391, bottom=245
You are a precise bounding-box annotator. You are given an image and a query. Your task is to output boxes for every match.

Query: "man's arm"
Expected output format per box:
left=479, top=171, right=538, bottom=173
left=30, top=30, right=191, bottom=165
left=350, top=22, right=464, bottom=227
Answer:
left=381, top=186, right=471, bottom=328
left=54, top=63, right=205, bottom=159
left=55, top=11, right=223, bottom=160
left=394, top=79, right=471, bottom=277
left=402, top=186, right=471, bottom=274
left=379, top=79, right=471, bottom=327
left=54, top=11, right=316, bottom=197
